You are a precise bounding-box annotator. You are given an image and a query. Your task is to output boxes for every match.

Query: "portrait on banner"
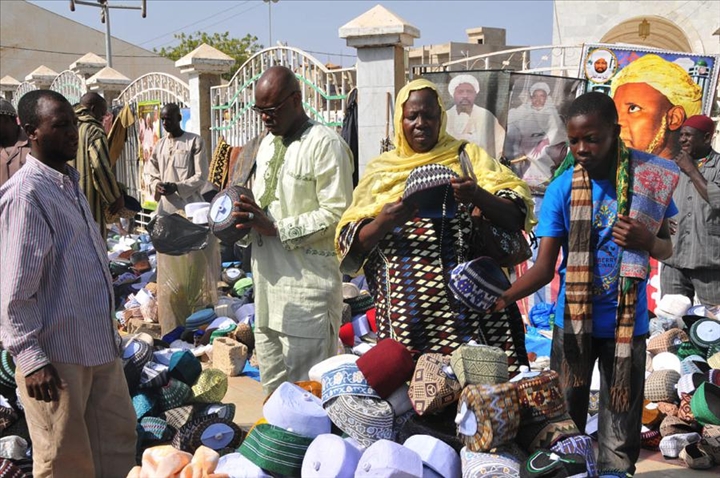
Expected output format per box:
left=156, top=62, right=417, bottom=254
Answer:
left=503, top=74, right=584, bottom=194
left=422, top=71, right=510, bottom=159
left=580, top=44, right=719, bottom=161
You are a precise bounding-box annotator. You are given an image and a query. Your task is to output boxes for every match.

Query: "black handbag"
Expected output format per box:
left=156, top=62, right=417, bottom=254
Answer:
left=458, top=144, right=532, bottom=267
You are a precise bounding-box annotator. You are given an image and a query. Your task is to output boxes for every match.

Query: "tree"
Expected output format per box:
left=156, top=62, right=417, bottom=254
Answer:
left=155, top=32, right=262, bottom=80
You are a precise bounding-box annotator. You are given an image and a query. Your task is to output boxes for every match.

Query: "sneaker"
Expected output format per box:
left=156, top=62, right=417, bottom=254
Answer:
left=521, top=450, right=588, bottom=478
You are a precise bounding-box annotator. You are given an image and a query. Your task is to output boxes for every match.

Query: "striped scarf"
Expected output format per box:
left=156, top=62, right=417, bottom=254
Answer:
left=563, top=141, right=636, bottom=413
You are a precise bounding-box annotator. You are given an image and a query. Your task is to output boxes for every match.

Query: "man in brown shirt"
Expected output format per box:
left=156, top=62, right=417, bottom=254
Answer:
left=0, top=98, right=30, bottom=186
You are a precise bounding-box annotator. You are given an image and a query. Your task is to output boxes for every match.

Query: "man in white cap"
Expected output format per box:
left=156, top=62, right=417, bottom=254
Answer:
left=445, top=74, right=505, bottom=158
left=505, top=81, right=567, bottom=192
left=0, top=98, right=30, bottom=186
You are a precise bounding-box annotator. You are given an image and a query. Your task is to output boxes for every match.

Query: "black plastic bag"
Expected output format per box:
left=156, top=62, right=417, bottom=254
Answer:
left=147, top=213, right=209, bottom=256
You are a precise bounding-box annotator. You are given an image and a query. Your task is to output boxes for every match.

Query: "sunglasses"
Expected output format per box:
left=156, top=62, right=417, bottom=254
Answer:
left=252, top=91, right=299, bottom=117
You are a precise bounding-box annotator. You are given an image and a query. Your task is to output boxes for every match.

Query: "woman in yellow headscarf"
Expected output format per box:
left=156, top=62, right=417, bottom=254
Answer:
left=336, top=78, right=536, bottom=367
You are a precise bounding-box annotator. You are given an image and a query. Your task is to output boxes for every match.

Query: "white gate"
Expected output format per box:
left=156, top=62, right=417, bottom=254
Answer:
left=210, top=46, right=356, bottom=150
left=113, top=73, right=190, bottom=214
left=11, top=82, right=38, bottom=108
left=49, top=70, right=87, bottom=106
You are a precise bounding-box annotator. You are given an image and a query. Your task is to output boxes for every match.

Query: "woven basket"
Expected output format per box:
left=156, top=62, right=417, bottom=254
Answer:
left=213, top=337, right=248, bottom=377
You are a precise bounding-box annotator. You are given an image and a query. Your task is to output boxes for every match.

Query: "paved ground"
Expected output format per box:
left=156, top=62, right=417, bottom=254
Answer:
left=225, top=374, right=716, bottom=476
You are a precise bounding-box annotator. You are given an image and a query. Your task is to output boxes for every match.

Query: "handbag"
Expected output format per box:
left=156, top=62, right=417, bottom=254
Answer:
left=458, top=144, right=532, bottom=267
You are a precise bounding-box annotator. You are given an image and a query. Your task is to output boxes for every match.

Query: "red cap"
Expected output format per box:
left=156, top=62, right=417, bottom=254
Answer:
left=356, top=338, right=415, bottom=398
left=683, top=115, right=715, bottom=135
left=366, top=308, right=378, bottom=333
left=339, top=323, right=355, bottom=347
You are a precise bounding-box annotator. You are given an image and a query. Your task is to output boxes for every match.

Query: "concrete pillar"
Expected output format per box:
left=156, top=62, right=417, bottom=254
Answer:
left=70, top=52, right=107, bottom=80
left=175, top=43, right=235, bottom=151
left=86, top=67, right=131, bottom=105
left=339, top=5, right=420, bottom=176
left=25, top=66, right=58, bottom=90
left=0, top=76, right=20, bottom=101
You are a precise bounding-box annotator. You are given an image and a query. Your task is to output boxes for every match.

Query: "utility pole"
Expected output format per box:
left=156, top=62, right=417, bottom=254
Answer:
left=262, top=0, right=279, bottom=47
left=70, top=0, right=147, bottom=68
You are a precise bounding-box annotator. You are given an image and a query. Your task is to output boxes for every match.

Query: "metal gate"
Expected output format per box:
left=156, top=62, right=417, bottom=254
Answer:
left=49, top=70, right=87, bottom=106
left=113, top=73, right=190, bottom=214
left=11, top=82, right=38, bottom=108
left=210, top=46, right=356, bottom=150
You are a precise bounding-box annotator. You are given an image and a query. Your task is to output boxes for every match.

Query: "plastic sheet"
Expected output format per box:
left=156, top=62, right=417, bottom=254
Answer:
left=147, top=213, right=209, bottom=256
left=156, top=238, right=221, bottom=335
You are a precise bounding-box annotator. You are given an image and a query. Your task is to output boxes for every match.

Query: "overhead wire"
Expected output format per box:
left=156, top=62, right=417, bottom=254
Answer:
left=148, top=1, right=265, bottom=51
left=125, top=1, right=252, bottom=51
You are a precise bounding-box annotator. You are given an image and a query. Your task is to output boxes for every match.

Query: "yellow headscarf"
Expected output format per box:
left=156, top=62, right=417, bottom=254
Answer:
left=610, top=54, right=702, bottom=118
left=335, top=79, right=535, bottom=253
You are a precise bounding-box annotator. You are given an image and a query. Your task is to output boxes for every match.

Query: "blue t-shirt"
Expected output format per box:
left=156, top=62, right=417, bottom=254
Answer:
left=536, top=168, right=678, bottom=338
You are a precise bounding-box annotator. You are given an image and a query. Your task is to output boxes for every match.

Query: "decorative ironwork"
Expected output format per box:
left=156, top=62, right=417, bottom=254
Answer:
left=210, top=46, right=356, bottom=150
left=113, top=73, right=190, bottom=215
left=49, top=70, right=87, bottom=106
left=114, top=72, right=190, bottom=107
left=410, top=44, right=586, bottom=77
left=11, top=82, right=38, bottom=108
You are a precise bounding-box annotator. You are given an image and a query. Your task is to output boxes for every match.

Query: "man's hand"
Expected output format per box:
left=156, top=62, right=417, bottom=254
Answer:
left=162, top=182, right=178, bottom=195
left=612, top=214, right=654, bottom=251
left=108, top=194, right=125, bottom=215
left=674, top=150, right=698, bottom=176
left=25, top=364, right=64, bottom=402
left=451, top=177, right=479, bottom=205
left=375, top=199, right=417, bottom=233
left=232, top=195, right=277, bottom=236
left=668, top=219, right=678, bottom=236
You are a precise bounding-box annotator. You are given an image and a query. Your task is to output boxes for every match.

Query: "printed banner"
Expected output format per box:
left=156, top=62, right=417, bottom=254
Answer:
left=580, top=43, right=720, bottom=160
left=137, top=100, right=161, bottom=201
left=137, top=100, right=162, bottom=163
left=504, top=73, right=584, bottom=194
left=423, top=71, right=511, bottom=159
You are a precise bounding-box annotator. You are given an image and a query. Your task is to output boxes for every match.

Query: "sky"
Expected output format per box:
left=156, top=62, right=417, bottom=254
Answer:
left=28, top=0, right=554, bottom=67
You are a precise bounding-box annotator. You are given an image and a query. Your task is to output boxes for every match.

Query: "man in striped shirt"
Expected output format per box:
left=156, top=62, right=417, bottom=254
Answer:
left=0, top=90, right=136, bottom=478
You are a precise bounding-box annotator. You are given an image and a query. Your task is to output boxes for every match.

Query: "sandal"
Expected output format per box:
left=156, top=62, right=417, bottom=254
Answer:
left=679, top=441, right=714, bottom=469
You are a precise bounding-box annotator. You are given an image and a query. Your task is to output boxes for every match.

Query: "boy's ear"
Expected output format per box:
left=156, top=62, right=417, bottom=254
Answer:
left=666, top=105, right=686, bottom=132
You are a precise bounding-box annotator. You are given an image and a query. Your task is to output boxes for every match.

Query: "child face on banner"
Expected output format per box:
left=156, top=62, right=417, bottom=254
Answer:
left=612, top=83, right=685, bottom=157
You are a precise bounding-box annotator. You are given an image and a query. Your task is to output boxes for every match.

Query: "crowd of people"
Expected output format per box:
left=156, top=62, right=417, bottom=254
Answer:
left=0, top=61, right=719, bottom=477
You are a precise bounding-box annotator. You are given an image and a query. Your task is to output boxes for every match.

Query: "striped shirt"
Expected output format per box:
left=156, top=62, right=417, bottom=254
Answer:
left=0, top=155, right=120, bottom=376
left=664, top=149, right=720, bottom=270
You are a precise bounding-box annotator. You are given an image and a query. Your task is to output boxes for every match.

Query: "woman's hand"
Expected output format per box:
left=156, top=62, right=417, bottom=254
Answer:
left=375, top=199, right=417, bottom=232
left=612, top=214, right=654, bottom=251
left=451, top=177, right=478, bottom=204
left=352, top=199, right=417, bottom=255
left=490, top=295, right=509, bottom=313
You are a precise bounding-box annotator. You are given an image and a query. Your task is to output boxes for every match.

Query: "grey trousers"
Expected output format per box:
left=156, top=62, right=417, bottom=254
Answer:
left=550, top=326, right=646, bottom=476
left=660, top=263, right=720, bottom=306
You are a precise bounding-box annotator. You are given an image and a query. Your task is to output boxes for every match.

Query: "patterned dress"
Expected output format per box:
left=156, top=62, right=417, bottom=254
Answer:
left=338, top=191, right=528, bottom=375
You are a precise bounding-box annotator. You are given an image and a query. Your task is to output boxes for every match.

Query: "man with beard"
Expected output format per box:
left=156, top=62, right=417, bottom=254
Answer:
left=445, top=74, right=505, bottom=158
left=231, top=66, right=354, bottom=395
left=661, top=114, right=720, bottom=305
left=505, top=81, right=568, bottom=194
left=611, top=54, right=702, bottom=160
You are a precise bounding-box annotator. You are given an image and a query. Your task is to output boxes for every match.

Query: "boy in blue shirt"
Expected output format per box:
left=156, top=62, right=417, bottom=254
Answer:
left=494, top=92, right=678, bottom=476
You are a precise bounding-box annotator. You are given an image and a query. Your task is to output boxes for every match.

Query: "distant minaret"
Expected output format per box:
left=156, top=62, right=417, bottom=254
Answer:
left=688, top=59, right=711, bottom=100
